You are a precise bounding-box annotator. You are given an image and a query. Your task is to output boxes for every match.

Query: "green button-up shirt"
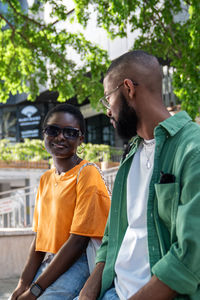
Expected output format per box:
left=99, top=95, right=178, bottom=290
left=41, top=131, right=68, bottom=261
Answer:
left=96, top=111, right=200, bottom=300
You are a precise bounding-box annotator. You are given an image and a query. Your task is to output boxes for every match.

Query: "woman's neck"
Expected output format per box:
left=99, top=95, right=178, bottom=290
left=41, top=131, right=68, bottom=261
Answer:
left=54, top=155, right=81, bottom=174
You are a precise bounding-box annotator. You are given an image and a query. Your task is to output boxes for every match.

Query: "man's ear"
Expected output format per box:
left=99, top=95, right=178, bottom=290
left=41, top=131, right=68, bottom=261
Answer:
left=123, top=79, right=136, bottom=98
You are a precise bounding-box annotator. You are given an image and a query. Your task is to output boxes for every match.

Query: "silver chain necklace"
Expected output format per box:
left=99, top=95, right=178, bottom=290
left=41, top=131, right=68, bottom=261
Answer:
left=54, top=155, right=79, bottom=186
left=143, top=140, right=155, bottom=169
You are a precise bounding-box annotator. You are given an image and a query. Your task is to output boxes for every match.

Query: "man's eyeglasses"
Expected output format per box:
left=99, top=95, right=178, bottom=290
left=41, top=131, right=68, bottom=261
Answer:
left=43, top=125, right=82, bottom=139
left=99, top=79, right=139, bottom=110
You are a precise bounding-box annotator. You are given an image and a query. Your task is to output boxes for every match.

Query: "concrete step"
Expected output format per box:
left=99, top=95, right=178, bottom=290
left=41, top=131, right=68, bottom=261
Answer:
left=0, top=277, right=19, bottom=300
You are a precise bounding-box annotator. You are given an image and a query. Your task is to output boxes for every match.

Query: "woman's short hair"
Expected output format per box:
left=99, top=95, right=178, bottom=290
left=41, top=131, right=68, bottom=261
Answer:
left=43, top=103, right=86, bottom=135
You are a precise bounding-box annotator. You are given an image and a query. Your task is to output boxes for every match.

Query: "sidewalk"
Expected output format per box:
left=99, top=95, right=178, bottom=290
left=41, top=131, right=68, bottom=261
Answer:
left=0, top=277, right=18, bottom=300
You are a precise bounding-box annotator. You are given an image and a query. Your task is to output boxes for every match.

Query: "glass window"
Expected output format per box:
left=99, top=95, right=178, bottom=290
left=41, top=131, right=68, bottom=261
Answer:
left=85, top=114, right=115, bottom=146
left=2, top=107, right=17, bottom=141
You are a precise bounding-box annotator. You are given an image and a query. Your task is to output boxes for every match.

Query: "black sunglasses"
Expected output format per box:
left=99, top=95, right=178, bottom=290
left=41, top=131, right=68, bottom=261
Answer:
left=43, top=125, right=82, bottom=139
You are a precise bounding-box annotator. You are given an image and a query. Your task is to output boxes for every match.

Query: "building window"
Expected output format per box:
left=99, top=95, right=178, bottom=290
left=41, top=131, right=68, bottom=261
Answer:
left=2, top=107, right=17, bottom=141
left=85, top=114, right=115, bottom=146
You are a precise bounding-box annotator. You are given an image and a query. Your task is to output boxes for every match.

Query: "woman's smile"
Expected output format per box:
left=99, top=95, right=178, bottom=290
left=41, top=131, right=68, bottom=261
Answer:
left=52, top=142, right=68, bottom=149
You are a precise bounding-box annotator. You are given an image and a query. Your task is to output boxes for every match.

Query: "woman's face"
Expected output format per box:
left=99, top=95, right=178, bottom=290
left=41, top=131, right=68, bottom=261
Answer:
left=44, top=112, right=84, bottom=159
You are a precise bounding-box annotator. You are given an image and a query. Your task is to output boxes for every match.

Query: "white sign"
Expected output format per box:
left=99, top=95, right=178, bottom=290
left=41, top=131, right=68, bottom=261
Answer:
left=0, top=199, right=13, bottom=215
left=21, top=105, right=38, bottom=118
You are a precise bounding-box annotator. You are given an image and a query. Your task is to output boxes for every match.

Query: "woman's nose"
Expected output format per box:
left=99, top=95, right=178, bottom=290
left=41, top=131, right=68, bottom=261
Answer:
left=56, top=130, right=65, bottom=140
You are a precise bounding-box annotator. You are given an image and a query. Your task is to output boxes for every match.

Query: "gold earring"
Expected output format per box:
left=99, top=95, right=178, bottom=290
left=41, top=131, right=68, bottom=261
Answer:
left=41, top=142, right=46, bottom=151
left=77, top=144, right=85, bottom=155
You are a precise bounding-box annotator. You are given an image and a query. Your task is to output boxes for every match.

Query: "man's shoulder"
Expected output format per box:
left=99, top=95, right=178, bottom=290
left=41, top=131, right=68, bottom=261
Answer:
left=165, top=111, right=200, bottom=141
left=179, top=118, right=200, bottom=140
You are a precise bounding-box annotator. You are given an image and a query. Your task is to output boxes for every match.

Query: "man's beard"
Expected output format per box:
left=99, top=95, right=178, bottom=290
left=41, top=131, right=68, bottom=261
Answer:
left=115, top=92, right=138, bottom=140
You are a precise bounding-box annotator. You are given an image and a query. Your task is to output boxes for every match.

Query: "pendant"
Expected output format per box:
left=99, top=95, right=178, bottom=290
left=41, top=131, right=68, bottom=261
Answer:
left=146, top=160, right=151, bottom=169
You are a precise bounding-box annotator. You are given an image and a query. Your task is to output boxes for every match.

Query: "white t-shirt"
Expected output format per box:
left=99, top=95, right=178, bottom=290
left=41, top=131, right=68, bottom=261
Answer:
left=114, top=139, right=155, bottom=299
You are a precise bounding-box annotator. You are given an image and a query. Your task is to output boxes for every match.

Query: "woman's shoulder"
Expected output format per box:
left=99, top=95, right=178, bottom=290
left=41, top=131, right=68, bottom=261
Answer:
left=77, top=160, right=101, bottom=176
left=77, top=160, right=111, bottom=197
left=76, top=160, right=104, bottom=183
left=40, top=168, right=55, bottom=181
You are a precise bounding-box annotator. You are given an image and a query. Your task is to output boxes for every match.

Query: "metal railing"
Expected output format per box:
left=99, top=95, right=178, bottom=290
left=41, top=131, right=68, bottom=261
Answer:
left=0, top=185, right=38, bottom=228
left=103, top=166, right=118, bottom=194
left=0, top=167, right=119, bottom=228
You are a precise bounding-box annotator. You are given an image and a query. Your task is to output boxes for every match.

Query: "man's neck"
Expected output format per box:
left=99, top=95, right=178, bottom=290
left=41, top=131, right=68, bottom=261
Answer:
left=137, top=109, right=171, bottom=140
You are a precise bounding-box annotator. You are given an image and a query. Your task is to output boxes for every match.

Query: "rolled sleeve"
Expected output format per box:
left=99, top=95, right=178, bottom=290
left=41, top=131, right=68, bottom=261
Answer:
left=152, top=250, right=200, bottom=295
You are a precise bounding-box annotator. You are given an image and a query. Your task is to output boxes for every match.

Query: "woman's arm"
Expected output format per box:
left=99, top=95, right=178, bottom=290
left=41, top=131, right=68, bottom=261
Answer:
left=11, top=235, right=45, bottom=300
left=18, top=233, right=89, bottom=299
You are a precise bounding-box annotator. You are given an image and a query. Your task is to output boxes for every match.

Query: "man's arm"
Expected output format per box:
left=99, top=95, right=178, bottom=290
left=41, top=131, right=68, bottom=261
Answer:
left=11, top=235, right=45, bottom=300
left=128, top=275, right=177, bottom=300
left=79, top=262, right=105, bottom=300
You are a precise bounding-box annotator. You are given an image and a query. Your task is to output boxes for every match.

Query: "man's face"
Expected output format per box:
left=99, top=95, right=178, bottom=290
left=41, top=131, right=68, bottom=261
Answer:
left=116, top=91, right=138, bottom=140
left=103, top=76, right=138, bottom=140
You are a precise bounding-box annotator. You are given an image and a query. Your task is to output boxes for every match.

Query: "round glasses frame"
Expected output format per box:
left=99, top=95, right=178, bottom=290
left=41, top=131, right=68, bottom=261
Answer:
left=99, top=79, right=139, bottom=110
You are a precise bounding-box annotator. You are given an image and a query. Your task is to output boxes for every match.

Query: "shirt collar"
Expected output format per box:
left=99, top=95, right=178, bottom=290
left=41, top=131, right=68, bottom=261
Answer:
left=122, top=111, right=191, bottom=163
left=156, top=111, right=191, bottom=137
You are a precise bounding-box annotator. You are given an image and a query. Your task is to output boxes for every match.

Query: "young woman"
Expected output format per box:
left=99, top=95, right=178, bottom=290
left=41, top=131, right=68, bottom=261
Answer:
left=11, top=103, right=110, bottom=300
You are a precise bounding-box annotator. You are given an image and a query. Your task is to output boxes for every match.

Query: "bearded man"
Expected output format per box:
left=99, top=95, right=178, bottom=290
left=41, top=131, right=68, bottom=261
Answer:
left=74, top=50, right=200, bottom=300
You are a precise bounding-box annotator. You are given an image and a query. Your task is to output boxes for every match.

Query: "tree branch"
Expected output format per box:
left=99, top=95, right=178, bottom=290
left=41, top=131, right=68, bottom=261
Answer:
left=6, top=0, right=75, bottom=30
left=0, top=12, right=15, bottom=30
left=6, top=0, right=46, bottom=28
left=0, top=13, right=64, bottom=69
left=142, top=0, right=182, bottom=59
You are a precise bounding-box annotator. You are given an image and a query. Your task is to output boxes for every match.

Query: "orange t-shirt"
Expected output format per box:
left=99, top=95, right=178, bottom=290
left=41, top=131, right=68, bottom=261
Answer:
left=33, top=160, right=111, bottom=253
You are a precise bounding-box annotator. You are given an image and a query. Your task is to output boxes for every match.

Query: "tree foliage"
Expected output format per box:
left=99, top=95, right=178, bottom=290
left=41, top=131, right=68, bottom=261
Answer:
left=0, top=138, right=122, bottom=163
left=0, top=0, right=199, bottom=118
left=74, top=0, right=200, bottom=119
left=0, top=0, right=110, bottom=107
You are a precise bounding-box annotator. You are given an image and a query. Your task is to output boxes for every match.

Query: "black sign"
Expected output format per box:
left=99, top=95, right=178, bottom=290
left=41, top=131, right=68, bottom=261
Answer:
left=18, top=105, right=41, bottom=139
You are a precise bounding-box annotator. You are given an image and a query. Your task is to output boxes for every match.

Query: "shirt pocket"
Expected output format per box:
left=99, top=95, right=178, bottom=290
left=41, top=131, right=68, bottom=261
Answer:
left=154, top=183, right=180, bottom=233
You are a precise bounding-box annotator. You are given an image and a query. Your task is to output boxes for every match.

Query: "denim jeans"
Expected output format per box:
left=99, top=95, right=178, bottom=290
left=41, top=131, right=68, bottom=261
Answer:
left=73, top=287, right=120, bottom=300
left=101, top=288, right=120, bottom=300
left=34, top=253, right=89, bottom=300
